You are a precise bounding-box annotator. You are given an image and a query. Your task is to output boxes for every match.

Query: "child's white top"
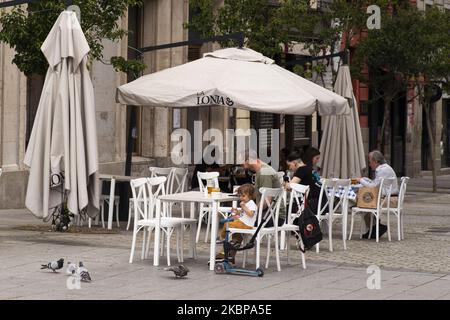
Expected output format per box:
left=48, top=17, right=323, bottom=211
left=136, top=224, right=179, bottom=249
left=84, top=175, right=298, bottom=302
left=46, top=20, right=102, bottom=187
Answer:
left=239, top=199, right=257, bottom=227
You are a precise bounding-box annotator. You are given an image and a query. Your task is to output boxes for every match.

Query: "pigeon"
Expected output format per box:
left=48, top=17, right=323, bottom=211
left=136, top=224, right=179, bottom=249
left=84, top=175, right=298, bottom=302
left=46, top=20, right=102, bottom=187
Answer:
left=41, top=258, right=64, bottom=272
left=76, top=261, right=92, bottom=282
left=66, top=262, right=78, bottom=275
left=164, top=265, right=189, bottom=278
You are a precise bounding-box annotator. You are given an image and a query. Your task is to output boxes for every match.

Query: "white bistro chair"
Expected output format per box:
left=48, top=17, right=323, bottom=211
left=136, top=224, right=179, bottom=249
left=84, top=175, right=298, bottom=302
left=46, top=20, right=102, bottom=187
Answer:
left=314, top=178, right=337, bottom=252
left=229, top=187, right=284, bottom=271
left=382, top=176, right=409, bottom=241
left=150, top=167, right=174, bottom=191
left=319, top=178, right=351, bottom=252
left=196, top=171, right=221, bottom=243
left=349, top=177, right=396, bottom=243
left=126, top=166, right=174, bottom=231
left=168, top=167, right=189, bottom=218
left=149, top=177, right=197, bottom=266
left=129, top=176, right=196, bottom=266
left=278, top=182, right=309, bottom=269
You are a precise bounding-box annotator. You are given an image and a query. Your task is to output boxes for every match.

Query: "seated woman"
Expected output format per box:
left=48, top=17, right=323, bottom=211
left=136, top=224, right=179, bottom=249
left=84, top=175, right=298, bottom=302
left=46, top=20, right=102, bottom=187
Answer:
left=303, top=147, right=322, bottom=190
left=285, top=150, right=321, bottom=212
left=287, top=147, right=330, bottom=215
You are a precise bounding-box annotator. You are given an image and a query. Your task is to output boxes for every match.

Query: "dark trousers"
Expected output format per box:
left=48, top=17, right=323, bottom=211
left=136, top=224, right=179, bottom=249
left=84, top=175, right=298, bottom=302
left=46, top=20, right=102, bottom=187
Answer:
left=308, top=197, right=329, bottom=215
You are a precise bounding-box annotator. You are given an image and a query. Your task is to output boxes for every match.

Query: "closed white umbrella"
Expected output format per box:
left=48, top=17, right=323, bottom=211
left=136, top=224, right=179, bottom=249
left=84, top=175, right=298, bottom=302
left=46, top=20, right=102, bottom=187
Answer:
left=319, top=65, right=366, bottom=178
left=116, top=47, right=350, bottom=116
left=24, top=11, right=99, bottom=220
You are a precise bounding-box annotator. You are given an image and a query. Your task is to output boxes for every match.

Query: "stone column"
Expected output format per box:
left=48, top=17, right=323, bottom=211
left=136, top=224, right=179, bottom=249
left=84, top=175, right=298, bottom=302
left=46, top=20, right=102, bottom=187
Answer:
left=0, top=40, right=28, bottom=208
left=140, top=0, right=188, bottom=166
left=92, top=39, right=127, bottom=168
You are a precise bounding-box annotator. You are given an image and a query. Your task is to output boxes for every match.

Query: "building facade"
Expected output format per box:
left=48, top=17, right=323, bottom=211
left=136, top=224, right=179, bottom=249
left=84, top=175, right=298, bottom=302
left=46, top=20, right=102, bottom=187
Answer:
left=1, top=0, right=449, bottom=209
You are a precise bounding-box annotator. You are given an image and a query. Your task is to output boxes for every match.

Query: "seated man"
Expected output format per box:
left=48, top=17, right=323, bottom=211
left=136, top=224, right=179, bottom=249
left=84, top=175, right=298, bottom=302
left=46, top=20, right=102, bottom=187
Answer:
left=244, top=149, right=285, bottom=228
left=356, top=150, right=399, bottom=239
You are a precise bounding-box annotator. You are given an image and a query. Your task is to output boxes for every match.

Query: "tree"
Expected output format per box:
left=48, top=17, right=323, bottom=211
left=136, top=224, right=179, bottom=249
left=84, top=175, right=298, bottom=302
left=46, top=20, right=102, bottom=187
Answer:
left=0, top=0, right=145, bottom=77
left=351, top=4, right=423, bottom=155
left=185, top=0, right=309, bottom=60
left=283, top=1, right=374, bottom=69
left=408, top=7, right=450, bottom=192
left=353, top=5, right=450, bottom=191
left=185, top=0, right=394, bottom=83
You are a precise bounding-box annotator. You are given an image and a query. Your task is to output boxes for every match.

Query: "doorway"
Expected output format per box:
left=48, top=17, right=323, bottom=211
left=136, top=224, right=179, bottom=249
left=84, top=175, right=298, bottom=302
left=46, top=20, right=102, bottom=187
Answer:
left=390, top=97, right=406, bottom=176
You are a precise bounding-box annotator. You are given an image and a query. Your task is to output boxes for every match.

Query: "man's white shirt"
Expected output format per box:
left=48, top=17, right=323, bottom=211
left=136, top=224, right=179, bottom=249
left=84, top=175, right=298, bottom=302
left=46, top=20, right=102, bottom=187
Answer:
left=360, top=163, right=399, bottom=195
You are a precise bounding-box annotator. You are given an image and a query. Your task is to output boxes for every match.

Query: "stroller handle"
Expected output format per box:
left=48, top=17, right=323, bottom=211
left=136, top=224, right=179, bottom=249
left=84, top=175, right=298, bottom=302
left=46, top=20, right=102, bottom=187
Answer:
left=220, top=217, right=235, bottom=224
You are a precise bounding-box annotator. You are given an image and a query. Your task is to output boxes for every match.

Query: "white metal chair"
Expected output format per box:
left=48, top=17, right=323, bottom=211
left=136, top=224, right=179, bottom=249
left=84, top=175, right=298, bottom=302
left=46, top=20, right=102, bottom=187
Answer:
left=314, top=178, right=337, bottom=252
left=196, top=171, right=221, bottom=243
left=164, top=167, right=197, bottom=259
left=126, top=166, right=174, bottom=230
left=129, top=177, right=154, bottom=263
left=279, top=181, right=308, bottom=250
left=129, top=177, right=184, bottom=266
left=168, top=167, right=188, bottom=217
left=146, top=176, right=197, bottom=266
left=229, top=187, right=284, bottom=271
left=278, top=182, right=309, bottom=269
left=349, top=177, right=395, bottom=243
left=317, top=179, right=351, bottom=252
left=382, top=176, right=409, bottom=241
left=150, top=167, right=174, bottom=191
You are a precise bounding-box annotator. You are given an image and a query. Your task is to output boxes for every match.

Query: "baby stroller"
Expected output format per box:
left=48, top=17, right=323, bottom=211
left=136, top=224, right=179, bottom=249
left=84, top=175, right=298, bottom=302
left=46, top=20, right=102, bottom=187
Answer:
left=214, top=216, right=268, bottom=277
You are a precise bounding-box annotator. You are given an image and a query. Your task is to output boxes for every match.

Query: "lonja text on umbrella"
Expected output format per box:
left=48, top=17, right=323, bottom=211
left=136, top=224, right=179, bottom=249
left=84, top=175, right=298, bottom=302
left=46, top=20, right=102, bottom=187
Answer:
left=196, top=91, right=234, bottom=107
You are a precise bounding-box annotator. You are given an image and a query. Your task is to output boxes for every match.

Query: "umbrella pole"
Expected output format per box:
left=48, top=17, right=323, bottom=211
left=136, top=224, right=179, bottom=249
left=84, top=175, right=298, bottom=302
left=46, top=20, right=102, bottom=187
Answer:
left=125, top=106, right=135, bottom=176
left=120, top=107, right=136, bottom=222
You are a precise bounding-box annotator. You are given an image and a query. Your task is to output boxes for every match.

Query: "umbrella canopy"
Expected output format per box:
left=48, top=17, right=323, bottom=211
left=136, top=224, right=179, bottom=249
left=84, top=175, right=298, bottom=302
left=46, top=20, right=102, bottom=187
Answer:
left=116, top=47, right=350, bottom=116
left=318, top=65, right=366, bottom=178
left=24, top=11, right=99, bottom=219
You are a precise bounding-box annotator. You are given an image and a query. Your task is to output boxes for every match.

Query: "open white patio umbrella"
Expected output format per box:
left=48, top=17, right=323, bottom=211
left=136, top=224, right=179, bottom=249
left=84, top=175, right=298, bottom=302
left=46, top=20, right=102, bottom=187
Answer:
left=318, top=65, right=366, bottom=178
left=24, top=11, right=99, bottom=220
left=116, top=47, right=350, bottom=116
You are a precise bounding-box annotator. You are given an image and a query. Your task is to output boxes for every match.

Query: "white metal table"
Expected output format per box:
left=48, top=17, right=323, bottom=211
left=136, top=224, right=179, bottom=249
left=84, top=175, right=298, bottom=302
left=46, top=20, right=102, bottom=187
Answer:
left=99, top=174, right=142, bottom=230
left=158, top=191, right=239, bottom=270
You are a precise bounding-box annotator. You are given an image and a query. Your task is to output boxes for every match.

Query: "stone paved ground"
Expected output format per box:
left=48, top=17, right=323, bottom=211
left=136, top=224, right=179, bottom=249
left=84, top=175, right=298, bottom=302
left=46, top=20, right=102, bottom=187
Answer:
left=0, top=190, right=449, bottom=300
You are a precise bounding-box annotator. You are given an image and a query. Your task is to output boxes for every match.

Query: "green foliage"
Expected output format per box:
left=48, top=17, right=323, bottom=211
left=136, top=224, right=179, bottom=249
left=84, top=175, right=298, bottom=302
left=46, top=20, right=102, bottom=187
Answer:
left=0, top=0, right=143, bottom=76
left=182, top=0, right=216, bottom=38
left=185, top=0, right=397, bottom=77
left=110, top=56, right=146, bottom=80
left=413, top=7, right=450, bottom=94
left=186, top=0, right=309, bottom=59
left=352, top=4, right=450, bottom=100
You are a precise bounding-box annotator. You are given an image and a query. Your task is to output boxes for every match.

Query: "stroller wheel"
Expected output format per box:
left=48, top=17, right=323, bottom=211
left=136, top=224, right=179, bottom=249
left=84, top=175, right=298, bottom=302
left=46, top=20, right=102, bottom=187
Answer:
left=256, top=267, right=264, bottom=277
left=214, top=263, right=225, bottom=274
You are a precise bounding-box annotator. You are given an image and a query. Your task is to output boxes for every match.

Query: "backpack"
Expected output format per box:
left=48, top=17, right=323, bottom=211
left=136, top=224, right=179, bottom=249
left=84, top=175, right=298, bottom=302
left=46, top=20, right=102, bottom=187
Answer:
left=296, top=206, right=322, bottom=252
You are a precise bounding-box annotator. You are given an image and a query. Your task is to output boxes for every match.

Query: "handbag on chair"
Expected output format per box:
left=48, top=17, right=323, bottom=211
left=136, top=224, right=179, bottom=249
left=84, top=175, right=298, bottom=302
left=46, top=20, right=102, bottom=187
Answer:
left=356, top=187, right=379, bottom=209
left=296, top=206, right=322, bottom=252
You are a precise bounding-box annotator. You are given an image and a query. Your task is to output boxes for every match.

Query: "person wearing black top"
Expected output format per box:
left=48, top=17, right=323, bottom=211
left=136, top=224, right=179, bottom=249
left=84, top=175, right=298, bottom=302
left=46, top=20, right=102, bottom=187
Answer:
left=285, top=151, right=320, bottom=197
left=285, top=149, right=325, bottom=215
